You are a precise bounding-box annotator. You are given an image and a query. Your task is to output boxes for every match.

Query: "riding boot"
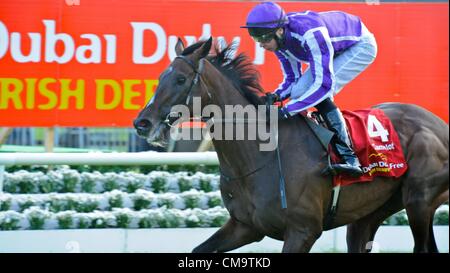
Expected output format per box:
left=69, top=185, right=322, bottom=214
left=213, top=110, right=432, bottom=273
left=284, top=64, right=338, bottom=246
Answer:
left=322, top=108, right=363, bottom=177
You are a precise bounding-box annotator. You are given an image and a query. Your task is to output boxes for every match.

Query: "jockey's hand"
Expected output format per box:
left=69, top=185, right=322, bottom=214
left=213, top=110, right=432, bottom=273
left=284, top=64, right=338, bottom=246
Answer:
left=264, top=93, right=280, bottom=105
left=266, top=106, right=289, bottom=123
left=278, top=108, right=290, bottom=120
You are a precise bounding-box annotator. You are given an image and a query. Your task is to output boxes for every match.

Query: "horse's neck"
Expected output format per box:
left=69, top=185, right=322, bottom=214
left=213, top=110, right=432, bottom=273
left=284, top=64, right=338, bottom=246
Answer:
left=205, top=72, right=250, bottom=107
left=203, top=63, right=320, bottom=177
left=204, top=64, right=269, bottom=175
left=203, top=61, right=259, bottom=114
left=212, top=139, right=266, bottom=174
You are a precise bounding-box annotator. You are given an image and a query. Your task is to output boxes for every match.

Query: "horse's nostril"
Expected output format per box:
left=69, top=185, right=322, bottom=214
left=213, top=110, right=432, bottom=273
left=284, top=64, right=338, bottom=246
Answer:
left=134, top=118, right=151, bottom=130
left=139, top=120, right=148, bottom=127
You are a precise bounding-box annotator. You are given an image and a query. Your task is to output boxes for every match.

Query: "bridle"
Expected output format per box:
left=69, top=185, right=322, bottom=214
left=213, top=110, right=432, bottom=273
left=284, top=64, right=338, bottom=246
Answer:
left=163, top=55, right=264, bottom=127
left=160, top=54, right=288, bottom=209
left=163, top=55, right=211, bottom=127
left=176, top=55, right=212, bottom=105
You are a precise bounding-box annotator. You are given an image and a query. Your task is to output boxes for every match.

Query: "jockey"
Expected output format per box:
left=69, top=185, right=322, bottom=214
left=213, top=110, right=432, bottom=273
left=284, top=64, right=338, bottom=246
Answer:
left=242, top=2, right=378, bottom=177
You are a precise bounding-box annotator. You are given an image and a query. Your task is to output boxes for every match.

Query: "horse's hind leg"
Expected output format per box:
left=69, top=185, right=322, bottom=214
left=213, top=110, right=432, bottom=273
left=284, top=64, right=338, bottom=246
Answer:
left=404, top=194, right=434, bottom=253
left=403, top=160, right=449, bottom=253
left=347, top=189, right=403, bottom=253
left=427, top=216, right=439, bottom=253
left=405, top=186, right=447, bottom=253
left=427, top=190, right=448, bottom=253
left=192, top=217, right=264, bottom=253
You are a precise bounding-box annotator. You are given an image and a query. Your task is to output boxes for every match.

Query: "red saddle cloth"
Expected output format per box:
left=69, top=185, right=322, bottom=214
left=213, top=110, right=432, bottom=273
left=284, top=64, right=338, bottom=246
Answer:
left=332, top=108, right=408, bottom=187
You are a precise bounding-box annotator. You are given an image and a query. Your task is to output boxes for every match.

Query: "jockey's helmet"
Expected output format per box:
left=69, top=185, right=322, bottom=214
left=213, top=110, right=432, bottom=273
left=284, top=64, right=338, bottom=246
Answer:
left=241, top=2, right=288, bottom=39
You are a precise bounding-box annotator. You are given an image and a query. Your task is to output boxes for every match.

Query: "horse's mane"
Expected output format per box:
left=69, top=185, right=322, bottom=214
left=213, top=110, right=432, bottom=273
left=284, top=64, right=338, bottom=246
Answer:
left=182, top=40, right=265, bottom=106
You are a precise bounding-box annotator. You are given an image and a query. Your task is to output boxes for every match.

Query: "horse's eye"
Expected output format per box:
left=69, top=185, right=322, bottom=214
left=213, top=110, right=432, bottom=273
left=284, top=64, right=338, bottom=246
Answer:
left=176, top=76, right=186, bottom=85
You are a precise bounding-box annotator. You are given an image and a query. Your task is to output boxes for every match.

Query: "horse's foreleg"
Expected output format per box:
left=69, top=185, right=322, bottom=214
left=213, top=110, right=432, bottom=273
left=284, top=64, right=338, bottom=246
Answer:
left=346, top=190, right=403, bottom=253
left=281, top=227, right=322, bottom=253
left=192, top=217, right=264, bottom=253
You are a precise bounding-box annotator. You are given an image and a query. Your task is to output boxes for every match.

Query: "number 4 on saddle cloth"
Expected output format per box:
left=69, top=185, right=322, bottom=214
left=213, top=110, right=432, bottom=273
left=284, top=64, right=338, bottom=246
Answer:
left=305, top=108, right=408, bottom=187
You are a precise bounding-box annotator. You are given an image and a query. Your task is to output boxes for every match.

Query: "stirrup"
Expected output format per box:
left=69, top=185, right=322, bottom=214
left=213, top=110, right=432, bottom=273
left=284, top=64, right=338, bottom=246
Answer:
left=322, top=164, right=363, bottom=177
left=321, top=164, right=337, bottom=176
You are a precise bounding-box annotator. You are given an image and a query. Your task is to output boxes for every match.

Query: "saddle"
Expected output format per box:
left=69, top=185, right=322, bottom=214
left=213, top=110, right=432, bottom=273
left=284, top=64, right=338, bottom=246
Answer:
left=303, top=111, right=334, bottom=151
left=301, top=109, right=407, bottom=185
left=300, top=109, right=408, bottom=229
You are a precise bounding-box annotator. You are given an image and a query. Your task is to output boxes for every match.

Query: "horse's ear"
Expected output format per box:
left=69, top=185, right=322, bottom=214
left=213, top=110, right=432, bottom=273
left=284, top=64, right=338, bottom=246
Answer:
left=197, top=37, right=213, bottom=59
left=175, top=38, right=185, bottom=56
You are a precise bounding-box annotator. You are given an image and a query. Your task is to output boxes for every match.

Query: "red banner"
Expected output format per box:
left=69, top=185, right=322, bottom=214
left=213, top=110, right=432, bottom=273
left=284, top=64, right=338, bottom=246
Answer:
left=0, top=1, right=448, bottom=126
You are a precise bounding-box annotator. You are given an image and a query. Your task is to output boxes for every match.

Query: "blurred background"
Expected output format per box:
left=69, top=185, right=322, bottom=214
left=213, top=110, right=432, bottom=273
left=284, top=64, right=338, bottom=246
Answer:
left=1, top=0, right=448, bottom=153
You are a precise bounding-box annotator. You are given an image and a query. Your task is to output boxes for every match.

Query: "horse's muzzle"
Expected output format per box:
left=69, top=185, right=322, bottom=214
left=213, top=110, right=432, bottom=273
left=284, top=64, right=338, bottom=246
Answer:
left=133, top=118, right=152, bottom=137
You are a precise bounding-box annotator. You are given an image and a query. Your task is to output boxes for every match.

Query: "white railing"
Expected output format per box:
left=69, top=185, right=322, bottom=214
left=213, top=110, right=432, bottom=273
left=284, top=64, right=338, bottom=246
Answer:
left=0, top=152, right=219, bottom=192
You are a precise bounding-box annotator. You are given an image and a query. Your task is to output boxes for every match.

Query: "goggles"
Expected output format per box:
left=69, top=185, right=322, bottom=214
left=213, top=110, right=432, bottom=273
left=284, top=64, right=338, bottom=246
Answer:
left=252, top=32, right=276, bottom=43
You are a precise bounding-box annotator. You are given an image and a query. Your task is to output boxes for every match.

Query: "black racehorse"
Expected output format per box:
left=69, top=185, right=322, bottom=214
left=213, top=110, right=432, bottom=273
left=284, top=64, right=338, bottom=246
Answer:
left=134, top=37, right=449, bottom=253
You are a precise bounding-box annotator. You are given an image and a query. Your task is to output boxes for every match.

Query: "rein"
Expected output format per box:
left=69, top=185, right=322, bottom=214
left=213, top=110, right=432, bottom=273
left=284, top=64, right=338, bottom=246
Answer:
left=165, top=55, right=288, bottom=209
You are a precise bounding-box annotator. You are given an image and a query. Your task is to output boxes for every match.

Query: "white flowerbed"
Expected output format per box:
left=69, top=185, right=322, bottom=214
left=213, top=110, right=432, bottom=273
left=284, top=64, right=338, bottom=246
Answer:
left=0, top=189, right=223, bottom=212
left=0, top=206, right=229, bottom=230
left=0, top=168, right=228, bottom=230
left=3, top=168, right=219, bottom=194
left=1, top=168, right=448, bottom=230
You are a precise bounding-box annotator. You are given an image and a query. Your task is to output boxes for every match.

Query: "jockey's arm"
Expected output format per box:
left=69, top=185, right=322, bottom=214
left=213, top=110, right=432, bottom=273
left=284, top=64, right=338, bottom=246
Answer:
left=272, top=51, right=299, bottom=100
left=282, top=27, right=335, bottom=116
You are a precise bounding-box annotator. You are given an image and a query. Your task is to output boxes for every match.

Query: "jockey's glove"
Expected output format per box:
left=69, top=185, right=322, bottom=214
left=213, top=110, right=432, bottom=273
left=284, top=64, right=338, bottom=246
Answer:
left=278, top=108, right=290, bottom=120
left=265, top=106, right=289, bottom=123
